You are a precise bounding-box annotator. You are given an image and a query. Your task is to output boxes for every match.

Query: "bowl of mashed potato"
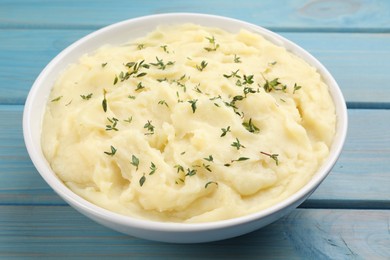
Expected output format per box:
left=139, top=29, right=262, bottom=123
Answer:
left=23, top=13, right=347, bottom=243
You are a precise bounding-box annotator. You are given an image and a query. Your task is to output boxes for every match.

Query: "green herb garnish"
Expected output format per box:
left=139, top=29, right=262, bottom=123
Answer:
left=144, top=120, right=155, bottom=135
left=234, top=54, right=241, bottom=63
left=205, top=181, right=218, bottom=188
left=242, top=118, right=260, bottom=133
left=104, top=145, right=117, bottom=156
left=80, top=93, right=93, bottom=100
left=204, top=155, right=214, bottom=162
left=293, top=83, right=302, bottom=94
left=231, top=138, right=245, bottom=150
left=260, top=151, right=279, bottom=166
left=186, top=168, right=197, bottom=177
left=102, top=89, right=107, bottom=112
left=196, top=60, right=208, bottom=71
left=139, top=175, right=146, bottom=186
left=105, top=117, right=119, bottom=131
left=158, top=100, right=169, bottom=107
left=150, top=56, right=175, bottom=70
left=204, top=36, right=219, bottom=52
left=51, top=96, right=62, bottom=102
left=220, top=126, right=231, bottom=137
left=131, top=155, right=140, bottom=170
left=149, top=162, right=157, bottom=175
left=188, top=99, right=198, bottom=113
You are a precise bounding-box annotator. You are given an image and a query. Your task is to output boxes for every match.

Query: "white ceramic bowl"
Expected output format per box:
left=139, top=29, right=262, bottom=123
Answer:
left=23, top=13, right=348, bottom=243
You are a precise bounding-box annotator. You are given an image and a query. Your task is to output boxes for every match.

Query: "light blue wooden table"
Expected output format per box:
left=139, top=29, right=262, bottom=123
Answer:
left=1, top=0, right=390, bottom=258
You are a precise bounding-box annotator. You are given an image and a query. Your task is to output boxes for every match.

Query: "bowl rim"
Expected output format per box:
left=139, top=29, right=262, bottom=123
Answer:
left=23, top=12, right=348, bottom=233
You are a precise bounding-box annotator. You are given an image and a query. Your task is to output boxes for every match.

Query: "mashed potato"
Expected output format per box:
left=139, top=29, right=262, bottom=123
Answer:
left=41, top=24, right=336, bottom=223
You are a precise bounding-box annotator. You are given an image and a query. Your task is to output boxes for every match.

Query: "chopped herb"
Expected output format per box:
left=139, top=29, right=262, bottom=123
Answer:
left=113, top=75, right=119, bottom=85
left=242, top=118, right=260, bottom=133
left=128, top=95, right=136, bottom=100
left=137, top=43, right=145, bottom=50
left=186, top=168, right=197, bottom=177
left=293, top=83, right=302, bottom=94
left=51, top=96, right=62, bottom=102
left=205, top=181, right=218, bottom=188
left=157, top=78, right=168, bottom=82
left=280, top=98, right=286, bottom=102
left=209, top=95, right=222, bottom=101
left=135, top=82, right=145, bottom=91
left=243, top=74, right=254, bottom=85
left=196, top=60, right=208, bottom=71
left=106, top=117, right=119, bottom=131
left=158, top=100, right=169, bottom=107
left=263, top=78, right=286, bottom=93
left=144, top=120, right=155, bottom=135
left=104, top=145, right=117, bottom=156
left=231, top=157, right=250, bottom=162
left=131, top=155, right=140, bottom=170
left=149, top=162, right=157, bottom=175
left=203, top=163, right=212, bottom=172
left=101, top=62, right=107, bottom=68
left=260, top=151, right=279, bottom=166
left=180, top=151, right=186, bottom=155
left=231, top=138, right=245, bottom=150
left=124, top=116, right=133, bottom=123
left=80, top=93, right=93, bottom=100
left=204, top=36, right=219, bottom=52
left=65, top=100, right=72, bottom=106
left=102, top=89, right=107, bottom=112
left=243, top=87, right=257, bottom=97
left=149, top=56, right=175, bottom=70
left=234, top=54, right=241, bottom=63
left=204, top=155, right=214, bottom=162
left=220, top=126, right=231, bottom=137
left=139, top=175, right=146, bottom=186
left=160, top=45, right=169, bottom=53
left=193, top=84, right=203, bottom=93
left=223, top=69, right=241, bottom=79
left=188, top=99, right=198, bottom=113
left=174, top=164, right=185, bottom=173
left=136, top=72, right=147, bottom=78
left=224, top=163, right=231, bottom=167
left=269, top=61, right=277, bottom=66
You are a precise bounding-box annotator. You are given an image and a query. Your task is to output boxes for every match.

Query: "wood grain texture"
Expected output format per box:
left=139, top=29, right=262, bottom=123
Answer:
left=0, top=206, right=389, bottom=258
left=1, top=106, right=389, bottom=208
left=1, top=29, right=390, bottom=104
left=1, top=0, right=390, bottom=32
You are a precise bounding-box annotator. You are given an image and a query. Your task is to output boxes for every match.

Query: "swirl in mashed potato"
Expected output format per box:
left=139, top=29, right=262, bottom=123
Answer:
left=42, top=24, right=336, bottom=223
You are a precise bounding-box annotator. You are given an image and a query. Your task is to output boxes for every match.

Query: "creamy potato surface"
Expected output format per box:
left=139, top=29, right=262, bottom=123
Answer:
left=42, top=24, right=336, bottom=222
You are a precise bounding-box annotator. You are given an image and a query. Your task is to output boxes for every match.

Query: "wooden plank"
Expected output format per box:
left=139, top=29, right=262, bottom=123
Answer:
left=1, top=106, right=389, bottom=207
left=0, top=206, right=389, bottom=258
left=1, top=29, right=390, bottom=104
left=1, top=0, right=390, bottom=32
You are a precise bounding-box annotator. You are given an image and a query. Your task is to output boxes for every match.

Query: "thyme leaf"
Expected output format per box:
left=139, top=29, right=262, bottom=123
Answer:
left=104, top=145, right=117, bottom=156
left=260, top=151, right=279, bottom=166
left=231, top=138, right=245, bottom=150
left=205, top=181, right=218, bottom=188
left=80, top=93, right=93, bottom=100
left=149, top=162, right=157, bottom=175
left=188, top=99, right=198, bottom=113
left=220, top=126, right=231, bottom=137
left=242, top=118, right=260, bottom=134
left=131, top=155, right=139, bottom=170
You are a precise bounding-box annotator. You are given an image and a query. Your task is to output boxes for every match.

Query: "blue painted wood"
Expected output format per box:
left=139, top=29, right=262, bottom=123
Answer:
left=1, top=0, right=390, bottom=32
left=1, top=29, right=390, bottom=104
left=1, top=0, right=389, bottom=257
left=0, top=206, right=389, bottom=258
